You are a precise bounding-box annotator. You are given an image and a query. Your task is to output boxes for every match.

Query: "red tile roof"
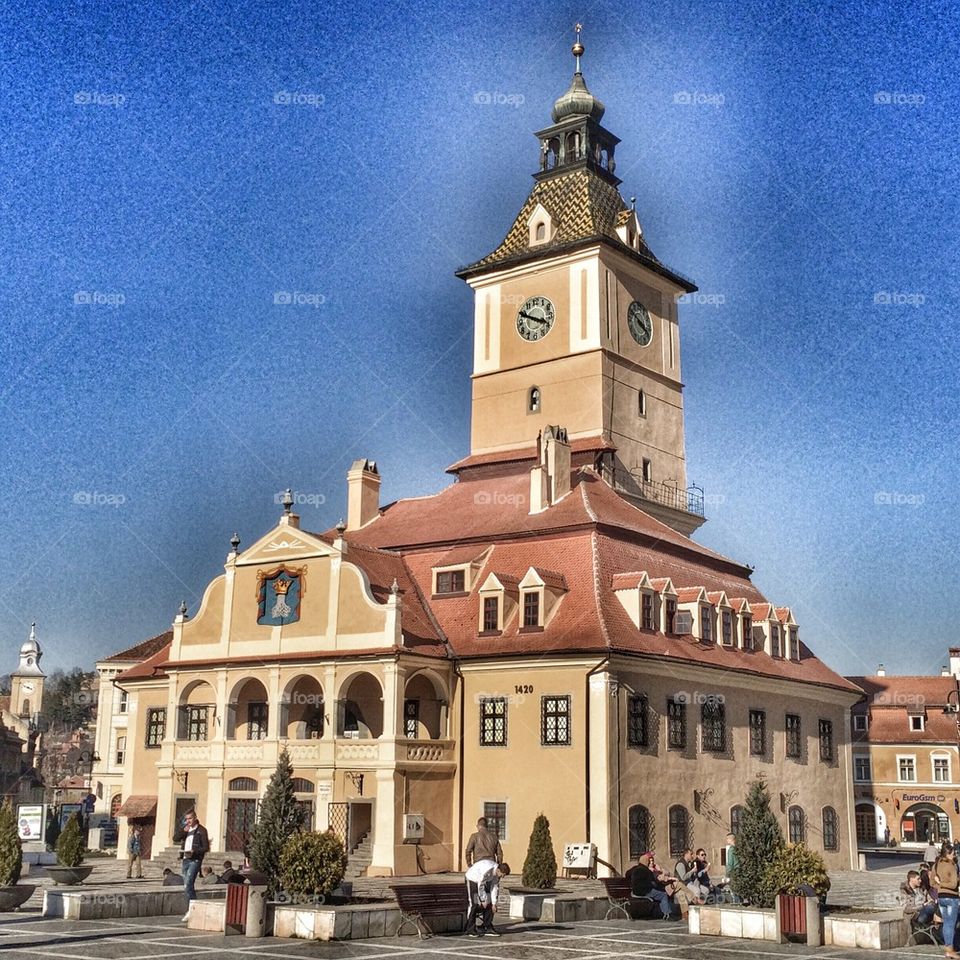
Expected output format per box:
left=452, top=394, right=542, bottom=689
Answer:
left=116, top=643, right=172, bottom=682
left=102, top=630, right=173, bottom=663
left=676, top=587, right=707, bottom=603
left=848, top=675, right=958, bottom=744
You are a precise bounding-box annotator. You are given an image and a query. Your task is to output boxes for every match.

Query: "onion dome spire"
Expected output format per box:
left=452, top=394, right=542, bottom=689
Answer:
left=552, top=22, right=605, bottom=123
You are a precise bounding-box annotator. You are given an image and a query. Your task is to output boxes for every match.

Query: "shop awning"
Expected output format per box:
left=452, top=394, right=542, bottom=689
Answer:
left=116, top=795, right=157, bottom=818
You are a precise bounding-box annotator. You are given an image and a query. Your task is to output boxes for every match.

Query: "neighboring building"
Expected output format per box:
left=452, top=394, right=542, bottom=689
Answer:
left=111, top=38, right=862, bottom=876
left=89, top=631, right=172, bottom=826
left=848, top=655, right=960, bottom=849
left=0, top=624, right=45, bottom=760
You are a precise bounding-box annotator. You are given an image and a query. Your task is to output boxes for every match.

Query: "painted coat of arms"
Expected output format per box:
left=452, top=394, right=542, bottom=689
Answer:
left=256, top=566, right=306, bottom=625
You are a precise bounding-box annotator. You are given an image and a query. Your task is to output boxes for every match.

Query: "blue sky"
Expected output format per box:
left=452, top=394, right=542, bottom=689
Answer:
left=0, top=0, right=956, bottom=676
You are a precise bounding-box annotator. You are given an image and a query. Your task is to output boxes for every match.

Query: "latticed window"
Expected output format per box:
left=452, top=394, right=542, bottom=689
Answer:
left=823, top=807, right=838, bottom=850
left=291, top=778, right=314, bottom=793
left=771, top=624, right=781, bottom=657
left=145, top=707, right=166, bottom=748
left=229, top=777, right=257, bottom=791
left=785, top=714, right=802, bottom=759
left=484, top=802, right=506, bottom=841
left=667, top=698, right=686, bottom=750
left=730, top=805, right=744, bottom=837
left=668, top=805, right=689, bottom=858
left=789, top=806, right=805, bottom=843
left=436, top=570, right=465, bottom=594
left=186, top=705, right=208, bottom=742
left=628, top=805, right=650, bottom=859
left=701, top=698, right=726, bottom=753
left=541, top=695, right=570, bottom=745
left=818, top=718, right=834, bottom=762
left=722, top=611, right=733, bottom=645
left=665, top=599, right=677, bottom=634
left=701, top=607, right=712, bottom=642
left=483, top=597, right=499, bottom=632
left=404, top=699, right=419, bottom=739
left=247, top=702, right=268, bottom=740
left=523, top=592, right=540, bottom=628
left=749, top=709, right=766, bottom=756
left=627, top=695, right=648, bottom=747
left=741, top=617, right=753, bottom=650
left=641, top=592, right=654, bottom=630
left=480, top=698, right=507, bottom=746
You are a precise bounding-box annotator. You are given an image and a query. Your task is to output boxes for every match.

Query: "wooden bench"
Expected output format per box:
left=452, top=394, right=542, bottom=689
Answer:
left=390, top=883, right=467, bottom=939
left=599, top=877, right=655, bottom=920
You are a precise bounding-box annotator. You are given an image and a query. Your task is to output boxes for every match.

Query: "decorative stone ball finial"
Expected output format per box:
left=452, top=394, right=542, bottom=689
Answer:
left=282, top=488, right=294, bottom=515
left=336, top=518, right=347, bottom=535
left=230, top=532, right=241, bottom=553
left=178, top=600, right=188, bottom=617
left=391, top=578, right=400, bottom=596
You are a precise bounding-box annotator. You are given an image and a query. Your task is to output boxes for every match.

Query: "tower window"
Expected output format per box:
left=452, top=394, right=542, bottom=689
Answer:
left=642, top=458, right=652, bottom=482
left=638, top=389, right=646, bottom=417
left=535, top=222, right=546, bottom=241
left=528, top=386, right=541, bottom=413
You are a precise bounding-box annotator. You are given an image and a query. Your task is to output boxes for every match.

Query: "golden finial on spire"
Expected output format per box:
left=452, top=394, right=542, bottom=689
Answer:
left=572, top=22, right=584, bottom=72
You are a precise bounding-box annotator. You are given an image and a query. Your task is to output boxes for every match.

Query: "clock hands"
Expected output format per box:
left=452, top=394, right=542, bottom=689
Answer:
left=518, top=310, right=547, bottom=325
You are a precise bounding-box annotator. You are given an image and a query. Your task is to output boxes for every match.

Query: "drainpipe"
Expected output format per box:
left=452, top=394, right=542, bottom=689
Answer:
left=585, top=656, right=610, bottom=843
left=454, top=661, right=465, bottom=871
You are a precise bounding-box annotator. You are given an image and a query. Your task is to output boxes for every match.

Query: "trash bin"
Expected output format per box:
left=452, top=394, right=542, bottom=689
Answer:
left=225, top=883, right=249, bottom=935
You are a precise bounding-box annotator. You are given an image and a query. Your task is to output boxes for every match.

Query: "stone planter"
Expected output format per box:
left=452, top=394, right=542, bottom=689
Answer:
left=0, top=885, right=35, bottom=911
left=507, top=888, right=555, bottom=920
left=46, top=866, right=94, bottom=885
left=822, top=912, right=910, bottom=950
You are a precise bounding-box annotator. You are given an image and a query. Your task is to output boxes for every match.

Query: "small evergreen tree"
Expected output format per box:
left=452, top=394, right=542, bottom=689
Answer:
left=521, top=813, right=557, bottom=889
left=56, top=813, right=85, bottom=868
left=731, top=776, right=784, bottom=906
left=249, top=748, right=306, bottom=894
left=0, top=802, right=22, bottom=886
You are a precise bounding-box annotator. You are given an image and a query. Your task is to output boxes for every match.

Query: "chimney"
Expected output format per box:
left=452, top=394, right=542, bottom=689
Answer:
left=950, top=648, right=960, bottom=679
left=876, top=663, right=885, bottom=677
left=529, top=426, right=571, bottom=514
left=942, top=665, right=951, bottom=677
left=346, top=459, right=381, bottom=530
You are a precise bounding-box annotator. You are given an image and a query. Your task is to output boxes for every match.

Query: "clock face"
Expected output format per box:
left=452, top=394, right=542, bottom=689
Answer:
left=22, top=683, right=34, bottom=694
left=516, top=296, right=556, bottom=341
left=627, top=301, right=653, bottom=346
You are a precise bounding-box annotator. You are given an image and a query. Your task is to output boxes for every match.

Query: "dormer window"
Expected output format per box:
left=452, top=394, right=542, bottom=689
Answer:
left=641, top=592, right=654, bottom=630
left=788, top=626, right=800, bottom=660
left=483, top=596, right=500, bottom=632
left=435, top=569, right=465, bottom=595
left=527, top=203, right=554, bottom=246
left=741, top=616, right=753, bottom=650
left=771, top=624, right=781, bottom=657
left=665, top=598, right=677, bottom=634
left=910, top=714, right=925, bottom=732
left=523, top=591, right=540, bottom=628
left=854, top=713, right=868, bottom=732
left=535, top=222, right=546, bottom=241
left=528, top=386, right=541, bottom=413
left=721, top=611, right=733, bottom=646
left=701, top=606, right=712, bottom=642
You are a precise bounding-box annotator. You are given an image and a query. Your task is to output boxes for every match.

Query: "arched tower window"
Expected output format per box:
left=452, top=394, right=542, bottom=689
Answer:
left=528, top=386, right=541, bottom=413
left=535, top=222, right=546, bottom=241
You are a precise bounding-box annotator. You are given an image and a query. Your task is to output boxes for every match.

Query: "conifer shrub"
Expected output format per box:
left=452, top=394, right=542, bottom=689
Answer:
left=249, top=748, right=306, bottom=894
left=521, top=813, right=557, bottom=889
left=0, top=802, right=22, bottom=885
left=56, top=813, right=85, bottom=868
left=278, top=831, right=346, bottom=900
left=730, top=777, right=784, bottom=906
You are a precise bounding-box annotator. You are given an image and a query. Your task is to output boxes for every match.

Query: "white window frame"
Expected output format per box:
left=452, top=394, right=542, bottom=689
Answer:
left=933, top=753, right=952, bottom=784
left=897, top=754, right=917, bottom=783
left=909, top=713, right=925, bottom=732
left=853, top=754, right=872, bottom=782
left=853, top=713, right=868, bottom=731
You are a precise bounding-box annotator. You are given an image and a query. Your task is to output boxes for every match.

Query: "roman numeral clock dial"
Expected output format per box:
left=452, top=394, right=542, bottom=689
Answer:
left=516, top=296, right=556, bottom=341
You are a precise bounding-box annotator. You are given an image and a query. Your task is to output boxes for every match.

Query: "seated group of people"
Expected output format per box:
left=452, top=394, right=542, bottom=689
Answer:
left=900, top=841, right=960, bottom=955
left=625, top=844, right=721, bottom=920
left=161, top=859, right=246, bottom=886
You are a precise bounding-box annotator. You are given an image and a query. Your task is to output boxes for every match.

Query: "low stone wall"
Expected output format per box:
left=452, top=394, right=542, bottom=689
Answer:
left=688, top=903, right=778, bottom=941
left=43, top=886, right=225, bottom=920
left=270, top=902, right=465, bottom=940
left=823, top=913, right=910, bottom=950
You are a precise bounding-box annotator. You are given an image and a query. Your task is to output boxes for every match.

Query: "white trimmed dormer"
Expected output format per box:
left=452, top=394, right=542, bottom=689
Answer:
left=676, top=587, right=710, bottom=641
left=777, top=607, right=800, bottom=661
left=527, top=202, right=555, bottom=247
left=727, top=598, right=752, bottom=650
left=750, top=603, right=783, bottom=657
left=612, top=570, right=660, bottom=632
left=478, top=572, right=519, bottom=634
left=431, top=545, right=492, bottom=597
left=650, top=577, right=679, bottom=635
left=518, top=567, right=568, bottom=629
left=615, top=208, right=644, bottom=252
left=707, top=592, right=733, bottom=646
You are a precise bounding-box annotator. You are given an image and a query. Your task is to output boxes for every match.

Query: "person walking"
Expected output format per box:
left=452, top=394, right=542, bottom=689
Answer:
left=933, top=842, right=960, bottom=958
left=464, top=859, right=509, bottom=937
left=126, top=824, right=144, bottom=879
left=173, top=809, right=209, bottom=921
left=464, top=817, right=502, bottom=867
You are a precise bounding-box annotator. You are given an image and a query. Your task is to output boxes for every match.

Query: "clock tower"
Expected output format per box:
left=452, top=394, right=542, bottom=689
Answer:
left=11, top=623, right=45, bottom=720
left=456, top=28, right=704, bottom=535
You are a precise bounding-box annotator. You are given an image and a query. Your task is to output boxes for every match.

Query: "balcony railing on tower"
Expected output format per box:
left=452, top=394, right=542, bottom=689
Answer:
left=614, top=471, right=705, bottom=518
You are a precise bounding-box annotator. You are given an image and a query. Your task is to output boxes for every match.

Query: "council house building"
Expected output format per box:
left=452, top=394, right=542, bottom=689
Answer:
left=111, top=37, right=862, bottom=877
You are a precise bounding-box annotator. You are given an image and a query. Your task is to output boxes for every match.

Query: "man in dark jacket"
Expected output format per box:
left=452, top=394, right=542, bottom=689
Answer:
left=465, top=817, right=503, bottom=866
left=173, top=809, right=209, bottom=920
left=627, top=852, right=675, bottom=919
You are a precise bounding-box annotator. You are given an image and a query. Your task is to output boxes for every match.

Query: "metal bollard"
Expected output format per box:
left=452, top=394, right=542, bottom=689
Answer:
left=244, top=882, right=268, bottom=938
